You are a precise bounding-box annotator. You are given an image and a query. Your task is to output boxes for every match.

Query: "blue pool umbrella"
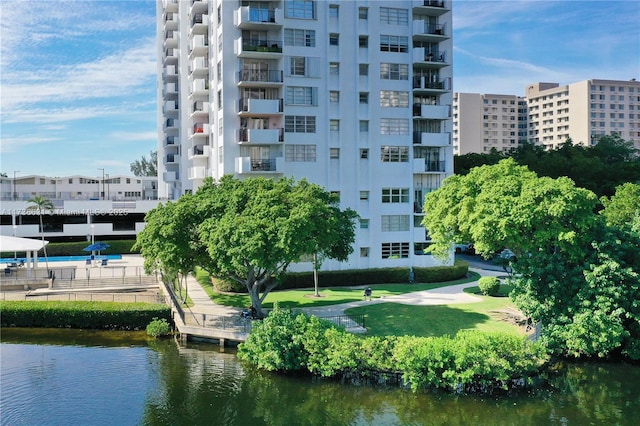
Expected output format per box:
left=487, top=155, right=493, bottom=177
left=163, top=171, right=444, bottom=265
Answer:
left=83, top=242, right=110, bottom=255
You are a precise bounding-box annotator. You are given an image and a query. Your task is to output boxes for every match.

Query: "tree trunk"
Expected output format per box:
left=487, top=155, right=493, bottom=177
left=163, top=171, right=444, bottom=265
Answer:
left=39, top=213, right=49, bottom=273
left=313, top=252, right=319, bottom=297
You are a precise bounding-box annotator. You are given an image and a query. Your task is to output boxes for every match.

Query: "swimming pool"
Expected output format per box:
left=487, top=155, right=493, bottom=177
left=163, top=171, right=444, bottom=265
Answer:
left=3, top=254, right=123, bottom=263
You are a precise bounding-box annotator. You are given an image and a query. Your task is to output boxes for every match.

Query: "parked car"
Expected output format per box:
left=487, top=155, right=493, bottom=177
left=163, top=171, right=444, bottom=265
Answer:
left=499, top=249, right=517, bottom=261
left=454, top=243, right=475, bottom=254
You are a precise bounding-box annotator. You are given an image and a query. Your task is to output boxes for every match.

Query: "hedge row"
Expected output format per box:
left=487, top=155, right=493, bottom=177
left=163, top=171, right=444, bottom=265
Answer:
left=212, top=260, right=469, bottom=293
left=237, top=306, right=547, bottom=394
left=0, top=301, right=171, bottom=330
left=0, top=239, right=138, bottom=259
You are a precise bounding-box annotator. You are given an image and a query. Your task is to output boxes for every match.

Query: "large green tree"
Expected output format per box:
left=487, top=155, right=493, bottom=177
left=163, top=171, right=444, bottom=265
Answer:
left=136, top=176, right=357, bottom=317
left=422, top=159, right=640, bottom=360
left=601, top=182, right=640, bottom=234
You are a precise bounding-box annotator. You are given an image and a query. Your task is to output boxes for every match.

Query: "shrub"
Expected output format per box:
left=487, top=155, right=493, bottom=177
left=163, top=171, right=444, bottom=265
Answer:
left=146, top=317, right=172, bottom=337
left=478, top=277, right=500, bottom=296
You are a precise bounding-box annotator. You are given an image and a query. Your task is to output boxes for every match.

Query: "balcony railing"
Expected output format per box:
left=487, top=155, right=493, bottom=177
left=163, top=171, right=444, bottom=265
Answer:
left=423, top=50, right=445, bottom=63
left=242, top=39, right=282, bottom=53
left=238, top=128, right=284, bottom=143
left=251, top=159, right=276, bottom=171
left=422, top=0, right=445, bottom=7
left=247, top=8, right=276, bottom=23
left=238, top=69, right=283, bottom=83
left=238, top=97, right=283, bottom=113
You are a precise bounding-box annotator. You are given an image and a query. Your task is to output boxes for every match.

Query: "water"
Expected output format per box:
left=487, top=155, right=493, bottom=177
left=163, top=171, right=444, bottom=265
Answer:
left=1, top=328, right=639, bottom=426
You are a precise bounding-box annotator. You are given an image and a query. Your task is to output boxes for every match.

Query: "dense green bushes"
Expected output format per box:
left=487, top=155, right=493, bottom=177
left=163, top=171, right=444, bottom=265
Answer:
left=213, top=261, right=469, bottom=293
left=0, top=301, right=171, bottom=330
left=146, top=317, right=172, bottom=337
left=237, top=306, right=546, bottom=394
left=478, top=277, right=501, bottom=296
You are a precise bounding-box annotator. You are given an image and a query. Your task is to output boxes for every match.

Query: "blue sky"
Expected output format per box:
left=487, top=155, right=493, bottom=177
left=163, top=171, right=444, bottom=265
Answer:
left=1, top=0, right=639, bottom=178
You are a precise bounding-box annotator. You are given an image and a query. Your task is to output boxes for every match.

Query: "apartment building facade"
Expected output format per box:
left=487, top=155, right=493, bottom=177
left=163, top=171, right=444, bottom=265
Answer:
left=453, top=78, right=640, bottom=154
left=452, top=93, right=527, bottom=155
left=157, top=0, right=454, bottom=270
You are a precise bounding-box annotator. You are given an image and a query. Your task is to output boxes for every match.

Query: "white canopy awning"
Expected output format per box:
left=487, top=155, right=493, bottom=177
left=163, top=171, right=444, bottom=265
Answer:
left=0, top=235, right=49, bottom=253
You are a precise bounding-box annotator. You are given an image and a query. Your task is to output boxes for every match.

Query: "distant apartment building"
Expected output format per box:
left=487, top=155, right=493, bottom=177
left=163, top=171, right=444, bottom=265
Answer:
left=452, top=93, right=527, bottom=155
left=157, top=0, right=454, bottom=270
left=453, top=78, right=640, bottom=154
left=0, top=175, right=160, bottom=242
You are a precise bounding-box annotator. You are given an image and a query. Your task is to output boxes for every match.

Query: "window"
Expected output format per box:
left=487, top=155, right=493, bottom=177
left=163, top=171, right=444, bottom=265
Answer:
left=290, top=56, right=306, bottom=76
left=329, top=91, right=339, bottom=102
left=380, top=90, right=409, bottom=107
left=329, top=33, right=339, bottom=46
left=285, top=115, right=316, bottom=133
left=380, top=63, right=408, bottom=80
left=380, top=7, right=408, bottom=25
left=330, top=147, right=340, bottom=158
left=359, top=92, right=369, bottom=104
left=330, top=120, right=340, bottom=131
left=359, top=36, right=368, bottom=48
left=286, top=86, right=316, bottom=105
left=329, top=4, right=338, bottom=18
left=382, top=188, right=409, bottom=203
left=380, top=118, right=409, bottom=135
left=381, top=146, right=409, bottom=162
left=359, top=191, right=369, bottom=200
left=359, top=64, right=369, bottom=76
left=360, top=247, right=369, bottom=257
left=285, top=0, right=315, bottom=19
left=381, top=215, right=410, bottom=231
left=285, top=144, right=316, bottom=161
left=329, top=62, right=339, bottom=75
left=381, top=242, right=409, bottom=259
left=358, top=7, right=368, bottom=20
left=284, top=28, right=315, bottom=47
left=360, top=148, right=369, bottom=159
left=360, top=219, right=369, bottom=229
left=380, top=35, right=408, bottom=52
left=360, top=120, right=369, bottom=132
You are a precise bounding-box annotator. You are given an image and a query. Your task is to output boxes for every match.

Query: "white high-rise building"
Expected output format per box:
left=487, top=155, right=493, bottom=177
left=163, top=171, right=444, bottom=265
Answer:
left=157, top=0, right=454, bottom=270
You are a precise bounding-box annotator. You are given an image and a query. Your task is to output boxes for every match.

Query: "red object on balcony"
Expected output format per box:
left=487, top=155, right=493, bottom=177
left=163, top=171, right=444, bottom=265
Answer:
left=196, top=127, right=203, bottom=133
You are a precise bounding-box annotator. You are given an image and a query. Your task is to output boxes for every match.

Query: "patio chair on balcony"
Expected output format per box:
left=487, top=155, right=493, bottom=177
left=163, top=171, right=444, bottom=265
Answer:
left=101, top=259, right=108, bottom=267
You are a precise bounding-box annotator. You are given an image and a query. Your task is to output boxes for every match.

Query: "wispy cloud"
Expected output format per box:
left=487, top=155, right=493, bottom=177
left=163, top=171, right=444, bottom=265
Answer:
left=0, top=136, right=62, bottom=153
left=109, top=131, right=158, bottom=142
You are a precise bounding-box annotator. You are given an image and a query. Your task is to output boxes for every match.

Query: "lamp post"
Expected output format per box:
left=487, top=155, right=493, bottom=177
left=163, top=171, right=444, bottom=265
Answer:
left=106, top=174, right=110, bottom=200
left=98, top=168, right=105, bottom=200
left=13, top=170, right=20, bottom=201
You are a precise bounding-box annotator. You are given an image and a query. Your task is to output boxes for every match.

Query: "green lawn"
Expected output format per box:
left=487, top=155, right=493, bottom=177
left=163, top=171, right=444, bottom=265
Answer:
left=345, top=284, right=524, bottom=337
left=196, top=270, right=481, bottom=309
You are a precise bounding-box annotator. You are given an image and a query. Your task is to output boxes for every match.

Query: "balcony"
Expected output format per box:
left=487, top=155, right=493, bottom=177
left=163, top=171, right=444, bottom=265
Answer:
left=188, top=166, right=209, bottom=180
left=235, top=157, right=283, bottom=174
left=412, top=0, right=449, bottom=16
left=164, top=30, right=178, bottom=49
left=190, top=34, right=208, bottom=57
left=190, top=56, right=208, bottom=76
left=163, top=171, right=179, bottom=182
left=163, top=11, right=178, bottom=30
left=237, top=69, right=283, bottom=85
left=191, top=13, right=208, bottom=34
left=163, top=0, right=178, bottom=13
left=188, top=145, right=211, bottom=159
left=164, top=154, right=181, bottom=165
left=236, top=37, right=283, bottom=58
left=163, top=118, right=178, bottom=130
left=238, top=98, right=283, bottom=115
left=163, top=100, right=178, bottom=114
left=413, top=104, right=450, bottom=119
left=164, top=136, right=176, bottom=147
left=191, top=123, right=210, bottom=138
left=413, top=48, right=448, bottom=67
left=413, top=75, right=449, bottom=93
left=413, top=131, right=451, bottom=146
left=238, top=128, right=284, bottom=144
left=413, top=159, right=446, bottom=174
left=163, top=65, right=177, bottom=81
left=163, top=48, right=178, bottom=64
left=413, top=21, right=448, bottom=42
left=236, top=6, right=283, bottom=29
left=163, top=82, right=177, bottom=98
left=191, top=79, right=209, bottom=96
left=190, top=100, right=209, bottom=118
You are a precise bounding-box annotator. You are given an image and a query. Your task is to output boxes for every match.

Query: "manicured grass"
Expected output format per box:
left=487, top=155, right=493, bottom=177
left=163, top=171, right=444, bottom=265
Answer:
left=196, top=270, right=481, bottom=309
left=345, top=284, right=524, bottom=337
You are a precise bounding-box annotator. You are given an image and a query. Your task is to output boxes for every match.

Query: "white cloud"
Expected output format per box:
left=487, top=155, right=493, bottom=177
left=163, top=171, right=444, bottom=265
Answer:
left=0, top=135, right=62, bottom=153
left=109, top=131, right=158, bottom=142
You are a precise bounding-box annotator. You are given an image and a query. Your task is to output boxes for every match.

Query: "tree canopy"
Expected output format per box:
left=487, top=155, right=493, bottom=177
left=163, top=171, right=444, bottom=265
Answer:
left=454, top=135, right=640, bottom=198
left=130, top=150, right=157, bottom=177
left=600, top=182, right=640, bottom=234
left=136, top=176, right=357, bottom=316
left=422, top=159, right=640, bottom=360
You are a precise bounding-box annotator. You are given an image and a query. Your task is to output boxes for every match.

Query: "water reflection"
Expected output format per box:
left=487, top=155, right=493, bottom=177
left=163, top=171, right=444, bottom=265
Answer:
left=1, top=328, right=639, bottom=425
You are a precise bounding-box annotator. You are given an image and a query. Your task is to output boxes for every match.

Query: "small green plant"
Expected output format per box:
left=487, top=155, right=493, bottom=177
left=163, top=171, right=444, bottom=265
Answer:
left=478, top=277, right=500, bottom=296
left=146, top=317, right=171, bottom=337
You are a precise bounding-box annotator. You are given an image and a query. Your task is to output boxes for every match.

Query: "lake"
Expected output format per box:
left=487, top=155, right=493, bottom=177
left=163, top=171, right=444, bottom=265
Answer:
left=1, top=328, right=639, bottom=425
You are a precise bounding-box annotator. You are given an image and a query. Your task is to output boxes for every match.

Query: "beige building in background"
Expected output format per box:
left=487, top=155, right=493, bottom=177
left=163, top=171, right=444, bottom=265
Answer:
left=454, top=78, right=640, bottom=154
left=452, top=92, right=527, bottom=155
